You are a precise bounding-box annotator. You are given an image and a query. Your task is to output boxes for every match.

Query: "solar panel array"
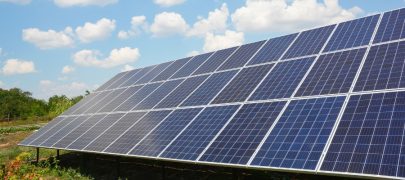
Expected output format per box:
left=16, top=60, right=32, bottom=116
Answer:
left=20, top=8, right=405, bottom=179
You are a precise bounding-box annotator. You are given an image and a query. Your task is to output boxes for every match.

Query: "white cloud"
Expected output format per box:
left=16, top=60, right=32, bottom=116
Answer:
left=231, top=0, right=362, bottom=32
left=39, top=80, right=92, bottom=99
left=153, top=0, right=185, bottom=7
left=203, top=30, right=244, bottom=52
left=150, top=12, right=189, bottom=37
left=62, top=65, right=75, bottom=74
left=187, top=50, right=199, bottom=56
left=22, top=27, right=74, bottom=49
left=121, top=64, right=135, bottom=72
left=187, top=3, right=229, bottom=37
left=73, top=47, right=140, bottom=68
left=40, top=80, right=52, bottom=86
left=2, top=59, right=36, bottom=75
left=118, top=16, right=147, bottom=40
left=0, top=0, right=30, bottom=5
left=54, top=0, right=117, bottom=7
left=76, top=18, right=116, bottom=43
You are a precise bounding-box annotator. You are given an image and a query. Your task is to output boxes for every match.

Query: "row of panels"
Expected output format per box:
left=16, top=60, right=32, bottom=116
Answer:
left=63, top=39, right=405, bottom=116
left=95, top=8, right=405, bottom=93
left=20, top=90, right=405, bottom=178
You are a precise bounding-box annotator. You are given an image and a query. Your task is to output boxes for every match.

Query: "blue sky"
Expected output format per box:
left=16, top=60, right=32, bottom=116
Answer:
left=0, top=0, right=403, bottom=100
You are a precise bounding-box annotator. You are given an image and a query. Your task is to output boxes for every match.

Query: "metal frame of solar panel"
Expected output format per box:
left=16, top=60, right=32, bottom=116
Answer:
left=20, top=7, right=405, bottom=180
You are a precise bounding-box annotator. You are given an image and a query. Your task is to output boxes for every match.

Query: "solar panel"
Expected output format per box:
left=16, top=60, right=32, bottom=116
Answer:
left=251, top=96, right=345, bottom=170
left=170, top=52, right=213, bottom=79
left=29, top=116, right=78, bottom=146
left=61, top=92, right=99, bottom=115
left=98, top=85, right=143, bottom=113
left=324, top=15, right=380, bottom=52
left=320, top=92, right=405, bottom=178
left=374, top=8, right=405, bottom=44
left=119, top=66, right=155, bottom=87
left=217, top=41, right=266, bottom=70
left=212, top=64, right=273, bottom=104
left=192, top=47, right=238, bottom=75
left=249, top=57, right=315, bottom=101
left=115, top=83, right=162, bottom=112
left=135, top=62, right=172, bottom=84
left=83, top=88, right=126, bottom=114
left=152, top=57, right=191, bottom=82
left=95, top=71, right=127, bottom=91
left=19, top=116, right=65, bottom=145
left=248, top=34, right=298, bottom=65
left=283, top=25, right=335, bottom=59
left=296, top=48, right=366, bottom=97
left=160, top=105, right=240, bottom=161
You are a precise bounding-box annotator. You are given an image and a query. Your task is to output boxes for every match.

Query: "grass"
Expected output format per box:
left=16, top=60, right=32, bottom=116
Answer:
left=0, top=118, right=49, bottom=128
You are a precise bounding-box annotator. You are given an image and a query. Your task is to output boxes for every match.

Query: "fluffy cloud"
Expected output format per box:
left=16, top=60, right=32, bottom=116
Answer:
left=0, top=0, right=30, bottom=5
left=73, top=47, right=140, bottom=68
left=232, top=0, right=362, bottom=32
left=22, top=27, right=74, bottom=49
left=62, top=65, right=75, bottom=74
left=54, top=0, right=117, bottom=7
left=2, top=59, right=36, bottom=75
left=118, top=16, right=147, bottom=39
left=150, top=12, right=189, bottom=37
left=121, top=64, right=135, bottom=72
left=153, top=0, right=185, bottom=7
left=203, top=30, right=244, bottom=52
left=187, top=3, right=229, bottom=37
left=76, top=18, right=116, bottom=43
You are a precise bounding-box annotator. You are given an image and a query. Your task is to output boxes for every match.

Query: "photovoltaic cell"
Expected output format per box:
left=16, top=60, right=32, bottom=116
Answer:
left=181, top=70, right=237, bottom=107
left=135, top=62, right=172, bottom=84
left=83, top=88, right=126, bottom=114
left=19, top=117, right=65, bottom=145
left=354, top=41, right=405, bottom=92
left=161, top=105, right=240, bottom=161
left=129, top=108, right=203, bottom=157
left=67, top=113, right=125, bottom=150
left=324, top=15, right=379, bottom=52
left=104, top=110, right=172, bottom=154
left=374, top=8, right=405, bottom=43
left=98, top=86, right=143, bottom=113
left=199, top=101, right=286, bottom=165
left=119, top=66, right=155, bottom=87
left=95, top=71, right=127, bottom=91
left=170, top=52, right=213, bottom=79
left=61, top=92, right=99, bottom=115
left=152, top=57, right=191, bottom=82
left=155, top=75, right=208, bottom=109
left=249, top=57, right=314, bottom=101
left=248, top=34, right=298, bottom=65
left=296, top=48, right=366, bottom=97
left=283, top=25, right=335, bottom=59
left=212, top=64, right=273, bottom=104
left=192, top=47, right=238, bottom=75
left=115, top=83, right=162, bottom=112
left=108, top=69, right=141, bottom=89
left=53, top=114, right=107, bottom=148
left=218, top=41, right=266, bottom=70
left=251, top=96, right=345, bottom=170
left=134, top=79, right=183, bottom=110
left=321, top=92, right=405, bottom=178
left=72, top=91, right=112, bottom=115
left=84, top=112, right=147, bottom=152
left=29, top=116, right=78, bottom=146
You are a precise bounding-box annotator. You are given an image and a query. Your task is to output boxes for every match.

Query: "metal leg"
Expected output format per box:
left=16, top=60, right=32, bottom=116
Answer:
left=56, top=149, right=60, bottom=159
left=36, top=148, right=39, bottom=163
left=162, top=164, right=166, bottom=180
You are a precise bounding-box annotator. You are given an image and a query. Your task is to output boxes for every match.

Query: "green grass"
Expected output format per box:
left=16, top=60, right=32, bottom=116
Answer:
left=0, top=118, right=50, bottom=128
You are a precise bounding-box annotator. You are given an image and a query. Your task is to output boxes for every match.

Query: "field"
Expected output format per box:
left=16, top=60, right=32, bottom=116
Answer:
left=0, top=120, right=356, bottom=180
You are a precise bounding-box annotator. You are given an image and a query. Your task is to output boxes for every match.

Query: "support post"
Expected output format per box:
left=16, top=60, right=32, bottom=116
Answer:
left=56, top=149, right=60, bottom=159
left=161, top=164, right=166, bottom=180
left=36, top=148, right=39, bottom=163
left=116, top=157, right=121, bottom=178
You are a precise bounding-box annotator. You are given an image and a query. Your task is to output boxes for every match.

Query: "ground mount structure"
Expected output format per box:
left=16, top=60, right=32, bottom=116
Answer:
left=20, top=7, right=405, bottom=180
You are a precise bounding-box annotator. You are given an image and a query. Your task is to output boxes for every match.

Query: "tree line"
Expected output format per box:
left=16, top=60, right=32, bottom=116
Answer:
left=0, top=88, right=87, bottom=121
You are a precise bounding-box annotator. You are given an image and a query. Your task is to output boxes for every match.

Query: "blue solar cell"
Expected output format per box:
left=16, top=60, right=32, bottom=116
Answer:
left=106, top=69, right=141, bottom=90
left=249, top=57, right=314, bottom=101
left=324, top=15, right=380, bottom=52
left=115, top=83, right=162, bottom=112
left=29, top=116, right=78, bottom=146
left=136, top=62, right=173, bottom=84
left=119, top=66, right=155, bottom=87
left=83, top=88, right=126, bottom=114
left=170, top=52, right=213, bottom=79
left=296, top=48, right=366, bottom=96
left=181, top=70, right=238, bottom=107
left=218, top=41, right=266, bottom=71
left=53, top=114, right=107, bottom=148
left=95, top=71, right=127, bottom=91
left=134, top=79, right=183, bottom=110
left=283, top=25, right=335, bottom=59
left=84, top=112, right=147, bottom=152
left=199, top=101, right=286, bottom=165
left=192, top=47, right=238, bottom=75
left=129, top=108, right=203, bottom=157
left=67, top=113, right=125, bottom=150
left=19, top=117, right=65, bottom=146
left=104, top=110, right=172, bottom=154
left=251, top=96, right=345, bottom=170
left=354, top=41, right=405, bottom=92
left=155, top=75, right=208, bottom=109
left=61, top=92, right=99, bottom=115
left=212, top=64, right=273, bottom=104
left=98, top=85, right=143, bottom=113
left=152, top=57, right=191, bottom=82
left=321, top=91, right=405, bottom=178
left=248, top=34, right=298, bottom=65
left=374, top=8, right=405, bottom=43
left=160, top=105, right=240, bottom=161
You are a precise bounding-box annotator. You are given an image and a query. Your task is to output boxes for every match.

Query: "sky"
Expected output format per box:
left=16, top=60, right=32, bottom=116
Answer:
left=0, top=0, right=403, bottom=100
